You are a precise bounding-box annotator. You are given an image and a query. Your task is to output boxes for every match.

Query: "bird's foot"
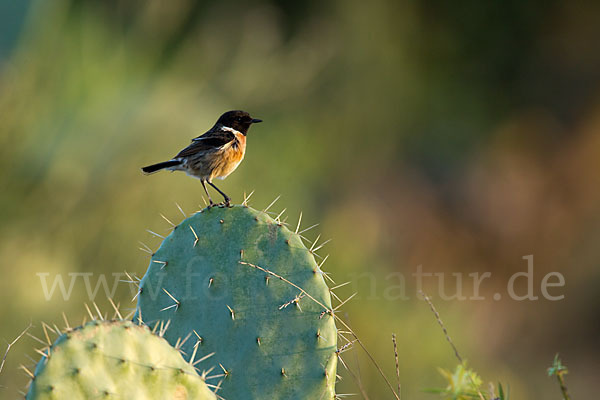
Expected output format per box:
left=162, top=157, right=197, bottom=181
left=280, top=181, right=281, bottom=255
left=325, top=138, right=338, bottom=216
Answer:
left=215, top=200, right=232, bottom=208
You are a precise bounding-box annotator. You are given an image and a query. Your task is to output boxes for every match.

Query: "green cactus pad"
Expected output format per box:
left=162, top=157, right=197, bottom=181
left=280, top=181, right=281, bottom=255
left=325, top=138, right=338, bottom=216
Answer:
left=26, top=320, right=216, bottom=400
left=135, top=205, right=337, bottom=399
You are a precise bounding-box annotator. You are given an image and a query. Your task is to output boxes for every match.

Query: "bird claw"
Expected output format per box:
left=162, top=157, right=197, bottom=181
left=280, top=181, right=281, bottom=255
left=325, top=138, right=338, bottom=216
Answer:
left=203, top=200, right=232, bottom=210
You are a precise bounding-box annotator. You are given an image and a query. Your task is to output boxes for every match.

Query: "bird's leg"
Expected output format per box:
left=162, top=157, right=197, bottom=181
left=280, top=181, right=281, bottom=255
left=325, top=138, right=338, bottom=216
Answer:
left=208, top=181, right=231, bottom=207
left=201, top=180, right=216, bottom=208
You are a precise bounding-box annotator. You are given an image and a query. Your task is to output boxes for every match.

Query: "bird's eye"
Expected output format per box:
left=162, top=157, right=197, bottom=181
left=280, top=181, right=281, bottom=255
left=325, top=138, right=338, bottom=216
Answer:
left=236, top=117, right=242, bottom=122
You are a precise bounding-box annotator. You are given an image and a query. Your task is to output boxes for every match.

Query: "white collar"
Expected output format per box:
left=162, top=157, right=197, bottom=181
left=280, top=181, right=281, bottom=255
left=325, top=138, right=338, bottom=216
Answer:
left=221, top=126, right=243, bottom=135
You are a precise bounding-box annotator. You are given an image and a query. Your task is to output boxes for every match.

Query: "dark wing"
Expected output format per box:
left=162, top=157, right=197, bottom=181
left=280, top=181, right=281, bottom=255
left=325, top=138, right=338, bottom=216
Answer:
left=175, top=130, right=235, bottom=158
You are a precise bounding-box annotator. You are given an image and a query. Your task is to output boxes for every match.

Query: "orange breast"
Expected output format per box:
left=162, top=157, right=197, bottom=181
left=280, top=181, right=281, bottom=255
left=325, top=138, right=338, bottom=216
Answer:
left=210, top=133, right=246, bottom=180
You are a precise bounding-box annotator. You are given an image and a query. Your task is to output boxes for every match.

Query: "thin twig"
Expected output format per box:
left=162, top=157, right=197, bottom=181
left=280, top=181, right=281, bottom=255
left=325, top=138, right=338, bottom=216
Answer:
left=420, top=291, right=485, bottom=400
left=419, top=291, right=462, bottom=363
left=338, top=354, right=370, bottom=400
left=392, top=334, right=401, bottom=399
left=1, top=322, right=33, bottom=383
left=556, top=373, right=571, bottom=400
left=334, top=318, right=400, bottom=400
left=346, top=313, right=369, bottom=400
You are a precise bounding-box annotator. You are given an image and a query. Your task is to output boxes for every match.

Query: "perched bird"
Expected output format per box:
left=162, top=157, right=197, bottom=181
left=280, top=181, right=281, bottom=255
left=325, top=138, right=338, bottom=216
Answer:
left=141, top=110, right=262, bottom=207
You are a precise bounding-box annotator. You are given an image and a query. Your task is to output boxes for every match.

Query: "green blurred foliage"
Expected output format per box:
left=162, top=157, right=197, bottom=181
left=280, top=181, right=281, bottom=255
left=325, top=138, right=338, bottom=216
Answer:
left=426, top=363, right=484, bottom=400
left=1, top=0, right=599, bottom=398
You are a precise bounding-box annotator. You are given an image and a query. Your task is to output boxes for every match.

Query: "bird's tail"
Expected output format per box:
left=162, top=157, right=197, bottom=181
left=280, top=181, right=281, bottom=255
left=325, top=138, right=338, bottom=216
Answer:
left=141, top=160, right=181, bottom=174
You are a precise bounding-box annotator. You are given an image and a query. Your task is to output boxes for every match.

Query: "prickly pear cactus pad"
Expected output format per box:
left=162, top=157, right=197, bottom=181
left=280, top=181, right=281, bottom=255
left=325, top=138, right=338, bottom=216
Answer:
left=135, top=205, right=338, bottom=399
left=26, top=320, right=216, bottom=400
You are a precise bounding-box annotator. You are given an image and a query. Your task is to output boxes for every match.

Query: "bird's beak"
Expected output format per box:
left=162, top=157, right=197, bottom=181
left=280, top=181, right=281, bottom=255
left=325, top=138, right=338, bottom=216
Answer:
left=251, top=118, right=262, bottom=123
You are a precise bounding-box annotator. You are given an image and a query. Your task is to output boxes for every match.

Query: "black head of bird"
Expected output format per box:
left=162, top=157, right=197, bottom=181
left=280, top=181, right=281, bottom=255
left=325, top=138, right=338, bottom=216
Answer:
left=215, top=110, right=262, bottom=135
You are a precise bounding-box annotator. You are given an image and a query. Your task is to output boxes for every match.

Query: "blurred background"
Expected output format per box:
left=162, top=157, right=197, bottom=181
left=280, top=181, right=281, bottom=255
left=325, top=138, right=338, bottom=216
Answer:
left=1, top=0, right=599, bottom=398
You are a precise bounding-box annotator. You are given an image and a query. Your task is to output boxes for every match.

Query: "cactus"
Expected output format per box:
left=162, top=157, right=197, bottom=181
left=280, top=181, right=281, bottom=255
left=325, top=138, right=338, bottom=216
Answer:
left=26, top=320, right=216, bottom=400
left=135, top=205, right=338, bottom=399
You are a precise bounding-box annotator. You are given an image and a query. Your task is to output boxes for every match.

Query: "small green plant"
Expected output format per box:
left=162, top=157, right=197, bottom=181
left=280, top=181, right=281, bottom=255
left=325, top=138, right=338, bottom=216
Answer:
left=426, top=362, right=483, bottom=400
left=548, top=354, right=571, bottom=400
left=421, top=292, right=509, bottom=400
left=426, top=362, right=508, bottom=400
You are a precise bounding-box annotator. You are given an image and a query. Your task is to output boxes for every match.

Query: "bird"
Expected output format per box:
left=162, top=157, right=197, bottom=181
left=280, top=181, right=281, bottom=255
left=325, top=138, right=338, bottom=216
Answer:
left=141, top=110, right=262, bottom=207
